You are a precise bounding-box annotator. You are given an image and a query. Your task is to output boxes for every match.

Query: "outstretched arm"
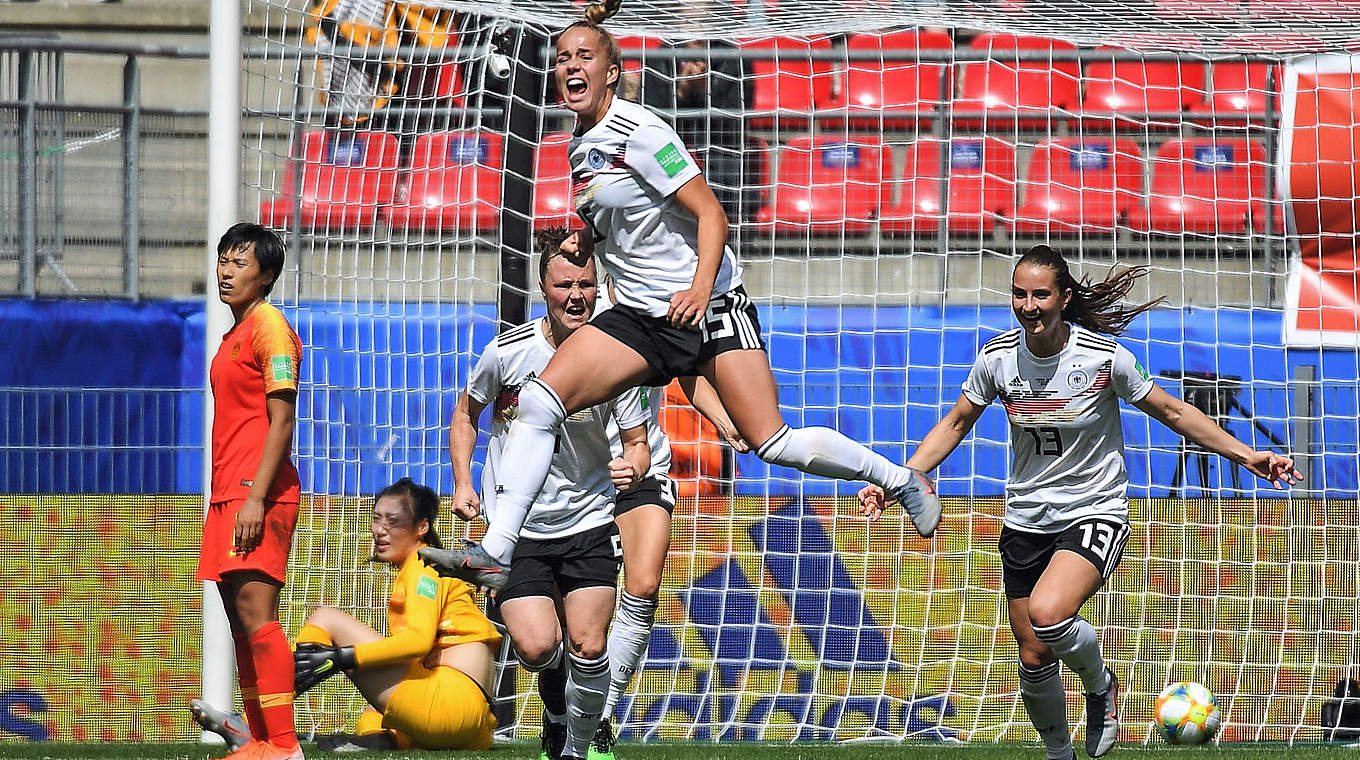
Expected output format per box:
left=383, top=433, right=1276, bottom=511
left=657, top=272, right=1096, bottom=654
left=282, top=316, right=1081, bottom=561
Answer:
left=859, top=393, right=986, bottom=521
left=449, top=391, right=488, bottom=519
left=678, top=375, right=750, bottom=453
left=1135, top=385, right=1301, bottom=488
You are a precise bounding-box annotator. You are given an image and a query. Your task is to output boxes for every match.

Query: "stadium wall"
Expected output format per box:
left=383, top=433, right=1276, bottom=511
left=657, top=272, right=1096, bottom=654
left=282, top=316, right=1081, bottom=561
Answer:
left=0, top=299, right=1354, bottom=498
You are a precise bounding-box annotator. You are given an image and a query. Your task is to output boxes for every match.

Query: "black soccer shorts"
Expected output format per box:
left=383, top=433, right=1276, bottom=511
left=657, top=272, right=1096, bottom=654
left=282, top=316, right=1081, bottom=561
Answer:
left=998, top=517, right=1131, bottom=599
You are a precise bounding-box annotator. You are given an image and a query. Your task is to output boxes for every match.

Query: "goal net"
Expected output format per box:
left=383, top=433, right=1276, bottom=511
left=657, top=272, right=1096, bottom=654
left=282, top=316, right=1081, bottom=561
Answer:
left=238, top=0, right=1360, bottom=746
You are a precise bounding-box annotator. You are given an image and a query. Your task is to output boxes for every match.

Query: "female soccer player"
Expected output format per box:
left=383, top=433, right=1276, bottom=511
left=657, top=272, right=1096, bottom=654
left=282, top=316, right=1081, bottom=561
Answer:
left=195, top=222, right=304, bottom=760
left=425, top=0, right=941, bottom=594
left=431, top=237, right=652, bottom=760
left=285, top=477, right=501, bottom=751
left=859, top=245, right=1300, bottom=760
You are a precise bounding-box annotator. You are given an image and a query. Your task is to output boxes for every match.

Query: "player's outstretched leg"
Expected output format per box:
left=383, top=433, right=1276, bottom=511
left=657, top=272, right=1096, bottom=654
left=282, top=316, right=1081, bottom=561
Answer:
left=189, top=698, right=252, bottom=752
left=754, top=424, right=943, bottom=537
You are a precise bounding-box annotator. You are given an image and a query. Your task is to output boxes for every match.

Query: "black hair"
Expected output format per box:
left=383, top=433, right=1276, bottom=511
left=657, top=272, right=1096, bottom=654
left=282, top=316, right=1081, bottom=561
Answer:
left=217, top=222, right=286, bottom=296
left=1015, top=245, right=1165, bottom=337
left=374, top=477, right=443, bottom=549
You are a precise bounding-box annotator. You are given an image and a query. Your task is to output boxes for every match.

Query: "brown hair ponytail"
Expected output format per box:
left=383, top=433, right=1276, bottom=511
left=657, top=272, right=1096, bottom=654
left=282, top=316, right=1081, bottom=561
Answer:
left=1016, top=245, right=1165, bottom=337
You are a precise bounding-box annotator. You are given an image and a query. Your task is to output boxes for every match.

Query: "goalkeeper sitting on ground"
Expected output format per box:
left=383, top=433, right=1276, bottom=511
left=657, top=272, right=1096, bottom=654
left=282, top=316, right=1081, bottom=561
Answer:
left=193, top=477, right=501, bottom=752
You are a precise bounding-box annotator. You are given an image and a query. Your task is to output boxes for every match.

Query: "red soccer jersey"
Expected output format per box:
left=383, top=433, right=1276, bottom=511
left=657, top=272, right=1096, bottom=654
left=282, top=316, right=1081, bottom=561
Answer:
left=210, top=301, right=303, bottom=503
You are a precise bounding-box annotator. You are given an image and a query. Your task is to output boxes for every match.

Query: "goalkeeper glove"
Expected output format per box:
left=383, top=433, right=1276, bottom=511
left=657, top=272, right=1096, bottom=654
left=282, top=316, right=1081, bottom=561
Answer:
left=293, top=643, right=356, bottom=694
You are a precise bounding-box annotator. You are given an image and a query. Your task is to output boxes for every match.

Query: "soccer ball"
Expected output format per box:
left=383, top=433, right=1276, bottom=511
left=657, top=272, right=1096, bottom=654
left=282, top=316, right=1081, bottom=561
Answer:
left=1155, top=681, right=1222, bottom=745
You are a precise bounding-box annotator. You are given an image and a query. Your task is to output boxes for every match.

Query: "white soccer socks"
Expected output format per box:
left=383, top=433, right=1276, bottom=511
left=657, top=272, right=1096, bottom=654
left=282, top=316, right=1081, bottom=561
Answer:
left=481, top=379, right=567, bottom=564
left=1019, top=660, right=1074, bottom=759
left=602, top=592, right=657, bottom=718
left=754, top=424, right=910, bottom=491
left=564, top=651, right=611, bottom=759
left=1032, top=615, right=1110, bottom=694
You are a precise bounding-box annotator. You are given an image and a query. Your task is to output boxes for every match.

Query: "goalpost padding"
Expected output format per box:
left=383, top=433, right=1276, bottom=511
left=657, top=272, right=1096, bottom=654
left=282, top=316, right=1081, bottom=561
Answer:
left=236, top=0, right=1360, bottom=745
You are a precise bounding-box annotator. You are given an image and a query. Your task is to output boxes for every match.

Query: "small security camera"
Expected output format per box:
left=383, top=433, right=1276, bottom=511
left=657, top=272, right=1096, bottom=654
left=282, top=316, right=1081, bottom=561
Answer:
left=487, top=51, right=512, bottom=80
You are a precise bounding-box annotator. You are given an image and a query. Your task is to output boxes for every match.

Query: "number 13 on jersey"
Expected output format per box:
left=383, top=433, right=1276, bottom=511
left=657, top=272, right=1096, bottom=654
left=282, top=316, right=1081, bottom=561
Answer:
left=1025, top=425, right=1064, bottom=456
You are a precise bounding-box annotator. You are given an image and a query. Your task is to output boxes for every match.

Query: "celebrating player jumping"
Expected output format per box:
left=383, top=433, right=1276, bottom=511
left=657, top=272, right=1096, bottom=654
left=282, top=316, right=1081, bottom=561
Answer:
left=427, top=233, right=651, bottom=760
left=860, top=245, right=1300, bottom=760
left=423, top=0, right=941, bottom=597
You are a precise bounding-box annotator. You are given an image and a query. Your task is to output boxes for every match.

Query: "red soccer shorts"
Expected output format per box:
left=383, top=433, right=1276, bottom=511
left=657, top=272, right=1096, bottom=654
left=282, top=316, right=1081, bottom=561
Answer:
left=196, top=499, right=299, bottom=584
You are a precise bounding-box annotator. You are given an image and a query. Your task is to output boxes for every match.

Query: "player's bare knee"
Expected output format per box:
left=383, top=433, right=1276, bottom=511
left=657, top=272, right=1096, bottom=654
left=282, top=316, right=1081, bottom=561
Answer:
left=1018, top=644, right=1057, bottom=670
left=566, top=633, right=606, bottom=661
left=1026, top=599, right=1074, bottom=631
left=515, top=638, right=563, bottom=669
left=624, top=578, right=661, bottom=600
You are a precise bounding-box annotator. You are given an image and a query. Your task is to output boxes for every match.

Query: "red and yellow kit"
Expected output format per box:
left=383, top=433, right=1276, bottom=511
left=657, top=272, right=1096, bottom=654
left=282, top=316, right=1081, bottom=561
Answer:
left=355, top=549, right=502, bottom=750
left=208, top=301, right=303, bottom=504
left=198, top=302, right=303, bottom=584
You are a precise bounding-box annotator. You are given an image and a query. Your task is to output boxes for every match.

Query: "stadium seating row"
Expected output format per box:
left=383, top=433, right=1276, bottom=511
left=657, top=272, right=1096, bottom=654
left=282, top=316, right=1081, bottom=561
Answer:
left=259, top=130, right=1275, bottom=235
left=422, top=32, right=1295, bottom=126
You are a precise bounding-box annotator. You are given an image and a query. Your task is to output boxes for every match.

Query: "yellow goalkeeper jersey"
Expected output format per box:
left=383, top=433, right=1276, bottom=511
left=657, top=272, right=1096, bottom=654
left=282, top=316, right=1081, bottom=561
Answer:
left=352, top=546, right=501, bottom=669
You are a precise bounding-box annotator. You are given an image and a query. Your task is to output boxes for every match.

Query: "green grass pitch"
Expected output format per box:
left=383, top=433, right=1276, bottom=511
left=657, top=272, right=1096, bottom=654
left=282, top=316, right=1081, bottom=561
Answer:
left=2, top=743, right=1357, bottom=760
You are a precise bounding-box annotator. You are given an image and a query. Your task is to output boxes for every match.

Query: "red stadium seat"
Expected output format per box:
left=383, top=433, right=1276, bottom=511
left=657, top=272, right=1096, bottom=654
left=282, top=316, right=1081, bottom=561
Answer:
left=614, top=35, right=662, bottom=74
left=953, top=33, right=1081, bottom=129
left=1191, top=50, right=1289, bottom=120
left=383, top=132, right=503, bottom=231
left=533, top=133, right=580, bottom=230
left=755, top=135, right=890, bottom=234
left=1130, top=138, right=1268, bottom=234
left=1079, top=56, right=1203, bottom=128
left=1013, top=137, right=1143, bottom=233
left=822, top=30, right=954, bottom=128
left=259, top=130, right=400, bottom=230
left=880, top=138, right=1017, bottom=235
left=741, top=36, right=835, bottom=128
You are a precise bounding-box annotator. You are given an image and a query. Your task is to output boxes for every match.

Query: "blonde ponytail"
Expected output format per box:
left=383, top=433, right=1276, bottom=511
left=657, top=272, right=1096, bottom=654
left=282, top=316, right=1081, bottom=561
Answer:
left=584, top=0, right=622, bottom=25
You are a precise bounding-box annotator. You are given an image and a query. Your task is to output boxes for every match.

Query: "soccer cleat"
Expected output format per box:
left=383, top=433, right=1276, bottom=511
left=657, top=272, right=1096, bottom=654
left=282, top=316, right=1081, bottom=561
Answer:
left=888, top=468, right=942, bottom=538
left=259, top=743, right=305, bottom=760
left=538, top=717, right=567, bottom=760
left=587, top=719, right=616, bottom=760
left=189, top=698, right=253, bottom=752
left=418, top=542, right=510, bottom=593
left=1084, top=667, right=1120, bottom=758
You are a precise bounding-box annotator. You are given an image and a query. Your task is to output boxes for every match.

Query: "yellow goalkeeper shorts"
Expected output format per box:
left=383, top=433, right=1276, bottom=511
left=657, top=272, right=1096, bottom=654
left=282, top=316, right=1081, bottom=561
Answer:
left=383, top=663, right=496, bottom=750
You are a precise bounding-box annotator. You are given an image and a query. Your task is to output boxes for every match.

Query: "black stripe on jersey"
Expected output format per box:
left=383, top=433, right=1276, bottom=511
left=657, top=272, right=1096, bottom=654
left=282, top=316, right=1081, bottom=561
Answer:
left=610, top=113, right=640, bottom=131
left=497, top=323, right=537, bottom=347
left=1074, top=332, right=1117, bottom=355
left=981, top=331, right=1021, bottom=356
left=604, top=115, right=640, bottom=137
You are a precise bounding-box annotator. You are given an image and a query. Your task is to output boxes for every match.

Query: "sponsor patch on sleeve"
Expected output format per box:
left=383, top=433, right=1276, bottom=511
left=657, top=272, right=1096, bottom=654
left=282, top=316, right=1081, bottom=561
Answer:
left=653, top=143, right=689, bottom=178
left=1135, top=360, right=1150, bottom=381
left=270, top=355, right=294, bottom=383
left=416, top=574, right=439, bottom=601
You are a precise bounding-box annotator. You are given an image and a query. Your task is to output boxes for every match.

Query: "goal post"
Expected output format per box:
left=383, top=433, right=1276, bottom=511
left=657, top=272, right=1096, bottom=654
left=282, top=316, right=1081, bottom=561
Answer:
left=228, top=0, right=1360, bottom=746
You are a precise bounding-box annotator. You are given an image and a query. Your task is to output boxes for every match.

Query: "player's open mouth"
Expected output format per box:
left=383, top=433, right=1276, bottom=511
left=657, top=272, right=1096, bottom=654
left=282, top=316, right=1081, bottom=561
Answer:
left=565, top=77, right=588, bottom=97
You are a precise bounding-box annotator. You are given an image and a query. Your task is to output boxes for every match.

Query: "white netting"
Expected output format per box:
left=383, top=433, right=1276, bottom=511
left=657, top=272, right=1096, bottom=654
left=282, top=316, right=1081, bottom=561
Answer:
left=238, top=0, right=1360, bottom=746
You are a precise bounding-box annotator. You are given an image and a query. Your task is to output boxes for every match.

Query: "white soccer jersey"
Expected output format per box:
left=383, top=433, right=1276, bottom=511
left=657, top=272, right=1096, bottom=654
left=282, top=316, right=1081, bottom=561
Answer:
left=570, top=96, right=742, bottom=317
left=961, top=324, right=1156, bottom=532
left=466, top=318, right=649, bottom=540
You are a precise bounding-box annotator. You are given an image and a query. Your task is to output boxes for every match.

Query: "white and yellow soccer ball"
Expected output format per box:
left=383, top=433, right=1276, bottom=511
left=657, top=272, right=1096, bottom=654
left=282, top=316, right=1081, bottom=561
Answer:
left=1155, top=681, right=1222, bottom=745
